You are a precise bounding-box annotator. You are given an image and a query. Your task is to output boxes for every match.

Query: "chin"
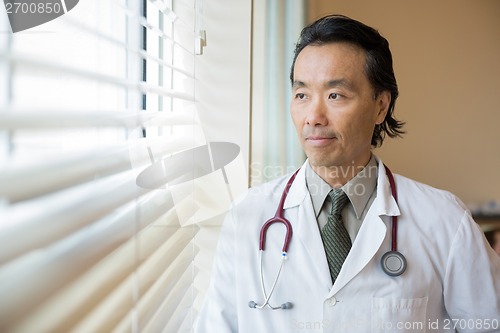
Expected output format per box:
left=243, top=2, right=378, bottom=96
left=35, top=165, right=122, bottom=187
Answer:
left=307, top=155, right=340, bottom=169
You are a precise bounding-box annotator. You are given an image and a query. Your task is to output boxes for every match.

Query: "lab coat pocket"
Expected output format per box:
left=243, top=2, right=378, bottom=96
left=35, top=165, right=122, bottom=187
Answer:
left=371, top=297, right=428, bottom=333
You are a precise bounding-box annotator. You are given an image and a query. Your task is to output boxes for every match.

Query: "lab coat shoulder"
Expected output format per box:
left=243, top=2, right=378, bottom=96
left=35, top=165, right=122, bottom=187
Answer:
left=394, top=172, right=469, bottom=217
left=392, top=173, right=472, bottom=239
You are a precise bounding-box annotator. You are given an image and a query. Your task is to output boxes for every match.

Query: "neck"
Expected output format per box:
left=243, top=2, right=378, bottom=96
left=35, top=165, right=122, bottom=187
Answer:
left=311, top=154, right=372, bottom=188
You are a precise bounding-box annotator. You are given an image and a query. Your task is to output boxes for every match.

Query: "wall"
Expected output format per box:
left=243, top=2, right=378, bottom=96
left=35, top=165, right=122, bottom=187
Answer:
left=196, top=0, right=252, bottom=177
left=193, top=0, right=252, bottom=311
left=307, top=0, right=500, bottom=204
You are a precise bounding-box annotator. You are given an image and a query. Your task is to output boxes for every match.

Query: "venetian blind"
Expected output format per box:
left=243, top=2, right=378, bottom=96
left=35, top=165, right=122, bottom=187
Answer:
left=0, top=0, right=244, bottom=332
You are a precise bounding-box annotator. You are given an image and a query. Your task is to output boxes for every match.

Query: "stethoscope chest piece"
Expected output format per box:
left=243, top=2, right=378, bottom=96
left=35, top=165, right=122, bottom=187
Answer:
left=381, top=250, right=407, bottom=276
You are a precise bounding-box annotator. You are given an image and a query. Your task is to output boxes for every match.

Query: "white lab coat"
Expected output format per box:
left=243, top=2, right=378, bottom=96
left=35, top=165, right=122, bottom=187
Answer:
left=195, top=158, right=500, bottom=333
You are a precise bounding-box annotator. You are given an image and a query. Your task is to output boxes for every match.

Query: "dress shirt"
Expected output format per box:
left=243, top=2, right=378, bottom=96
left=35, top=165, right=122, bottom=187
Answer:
left=305, top=154, right=378, bottom=243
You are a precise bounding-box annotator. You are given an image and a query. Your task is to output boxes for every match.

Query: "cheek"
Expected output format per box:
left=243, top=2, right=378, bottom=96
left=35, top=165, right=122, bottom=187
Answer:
left=340, top=112, right=376, bottom=142
left=290, top=107, right=303, bottom=131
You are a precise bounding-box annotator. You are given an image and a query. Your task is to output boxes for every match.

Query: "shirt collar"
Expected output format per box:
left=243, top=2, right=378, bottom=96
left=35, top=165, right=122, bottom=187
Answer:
left=305, top=155, right=378, bottom=219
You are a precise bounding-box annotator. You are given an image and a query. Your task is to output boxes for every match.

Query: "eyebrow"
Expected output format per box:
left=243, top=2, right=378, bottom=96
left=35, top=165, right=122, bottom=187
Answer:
left=292, top=80, right=306, bottom=89
left=292, top=79, right=354, bottom=90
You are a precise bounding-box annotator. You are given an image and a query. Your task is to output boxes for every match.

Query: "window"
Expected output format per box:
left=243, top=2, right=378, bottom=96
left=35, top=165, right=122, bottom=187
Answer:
left=0, top=0, right=251, bottom=331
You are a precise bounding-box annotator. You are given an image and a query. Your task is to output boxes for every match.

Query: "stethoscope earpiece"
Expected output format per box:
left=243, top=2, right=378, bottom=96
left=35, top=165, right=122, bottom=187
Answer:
left=248, top=300, right=293, bottom=310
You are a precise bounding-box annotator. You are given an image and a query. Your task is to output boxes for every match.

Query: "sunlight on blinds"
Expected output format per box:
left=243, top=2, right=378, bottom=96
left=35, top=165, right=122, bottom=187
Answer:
left=0, top=0, right=247, bottom=332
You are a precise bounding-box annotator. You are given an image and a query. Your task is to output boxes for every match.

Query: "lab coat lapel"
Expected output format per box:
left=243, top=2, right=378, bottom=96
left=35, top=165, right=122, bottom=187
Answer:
left=329, top=158, right=400, bottom=296
left=283, top=162, right=333, bottom=289
left=329, top=207, right=387, bottom=295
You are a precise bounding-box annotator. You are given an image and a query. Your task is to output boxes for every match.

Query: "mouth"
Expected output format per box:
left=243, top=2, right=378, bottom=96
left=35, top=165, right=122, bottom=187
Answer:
left=305, top=135, right=337, bottom=147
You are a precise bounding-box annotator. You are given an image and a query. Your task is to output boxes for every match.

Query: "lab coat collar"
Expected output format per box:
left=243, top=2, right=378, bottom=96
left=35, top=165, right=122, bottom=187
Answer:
left=373, top=156, right=400, bottom=218
left=282, top=160, right=309, bottom=210
left=283, top=157, right=400, bottom=218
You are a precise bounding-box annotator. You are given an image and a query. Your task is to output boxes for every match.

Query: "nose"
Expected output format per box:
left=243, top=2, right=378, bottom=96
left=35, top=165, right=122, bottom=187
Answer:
left=305, top=99, right=328, bottom=126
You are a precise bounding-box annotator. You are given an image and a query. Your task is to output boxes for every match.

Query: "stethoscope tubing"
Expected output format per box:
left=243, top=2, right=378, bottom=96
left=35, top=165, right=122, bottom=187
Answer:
left=255, top=251, right=287, bottom=309
left=249, top=170, right=299, bottom=310
left=258, top=169, right=299, bottom=252
left=384, top=165, right=399, bottom=252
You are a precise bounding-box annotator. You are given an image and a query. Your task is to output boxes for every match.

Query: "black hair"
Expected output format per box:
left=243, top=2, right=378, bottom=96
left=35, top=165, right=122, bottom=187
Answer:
left=290, top=14, right=404, bottom=147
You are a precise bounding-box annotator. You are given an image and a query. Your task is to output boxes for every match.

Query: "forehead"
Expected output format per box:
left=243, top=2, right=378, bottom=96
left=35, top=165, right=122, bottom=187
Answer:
left=293, top=42, right=368, bottom=85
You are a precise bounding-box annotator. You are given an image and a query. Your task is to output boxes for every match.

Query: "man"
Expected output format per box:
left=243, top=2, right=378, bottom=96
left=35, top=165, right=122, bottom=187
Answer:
left=195, top=15, right=500, bottom=332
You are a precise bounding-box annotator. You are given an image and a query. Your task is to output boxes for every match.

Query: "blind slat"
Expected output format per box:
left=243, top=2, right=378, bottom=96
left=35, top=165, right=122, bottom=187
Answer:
left=62, top=1, right=194, bottom=63
left=0, top=172, right=149, bottom=265
left=139, top=49, right=194, bottom=78
left=113, top=251, right=198, bottom=333
left=0, top=52, right=195, bottom=101
left=116, top=0, right=192, bottom=48
left=0, top=136, right=197, bottom=203
left=70, top=229, right=196, bottom=333
left=160, top=285, right=198, bottom=333
left=0, top=187, right=184, bottom=330
left=7, top=201, right=180, bottom=333
left=146, top=0, right=177, bottom=20
left=0, top=109, right=197, bottom=130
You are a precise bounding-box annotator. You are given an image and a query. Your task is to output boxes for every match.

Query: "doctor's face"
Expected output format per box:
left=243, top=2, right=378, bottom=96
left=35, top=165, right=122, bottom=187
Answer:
left=291, top=42, right=390, bottom=177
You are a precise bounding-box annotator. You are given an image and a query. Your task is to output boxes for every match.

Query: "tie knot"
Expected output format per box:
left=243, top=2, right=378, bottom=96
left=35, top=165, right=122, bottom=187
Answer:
left=328, top=189, right=348, bottom=216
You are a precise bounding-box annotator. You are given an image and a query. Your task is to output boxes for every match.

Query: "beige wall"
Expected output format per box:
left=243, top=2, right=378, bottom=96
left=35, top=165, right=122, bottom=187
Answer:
left=307, top=0, right=500, bottom=204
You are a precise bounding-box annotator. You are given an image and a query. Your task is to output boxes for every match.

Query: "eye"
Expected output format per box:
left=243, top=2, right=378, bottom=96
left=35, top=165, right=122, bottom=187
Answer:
left=329, top=93, right=340, bottom=100
left=295, top=93, right=306, bottom=100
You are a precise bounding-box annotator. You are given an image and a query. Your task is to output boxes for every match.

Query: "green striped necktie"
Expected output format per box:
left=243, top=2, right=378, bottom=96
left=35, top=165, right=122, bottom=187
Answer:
left=321, top=188, right=351, bottom=284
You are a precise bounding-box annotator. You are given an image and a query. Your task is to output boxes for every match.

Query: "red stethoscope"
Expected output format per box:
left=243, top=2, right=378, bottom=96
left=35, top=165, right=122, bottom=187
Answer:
left=249, top=164, right=407, bottom=310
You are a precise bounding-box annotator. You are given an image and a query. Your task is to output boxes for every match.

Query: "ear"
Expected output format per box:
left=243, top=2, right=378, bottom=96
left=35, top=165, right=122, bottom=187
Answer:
left=375, top=91, right=391, bottom=125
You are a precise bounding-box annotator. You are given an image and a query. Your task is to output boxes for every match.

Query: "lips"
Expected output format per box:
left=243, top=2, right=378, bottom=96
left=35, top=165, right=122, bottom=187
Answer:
left=307, top=135, right=336, bottom=140
left=305, top=135, right=337, bottom=147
